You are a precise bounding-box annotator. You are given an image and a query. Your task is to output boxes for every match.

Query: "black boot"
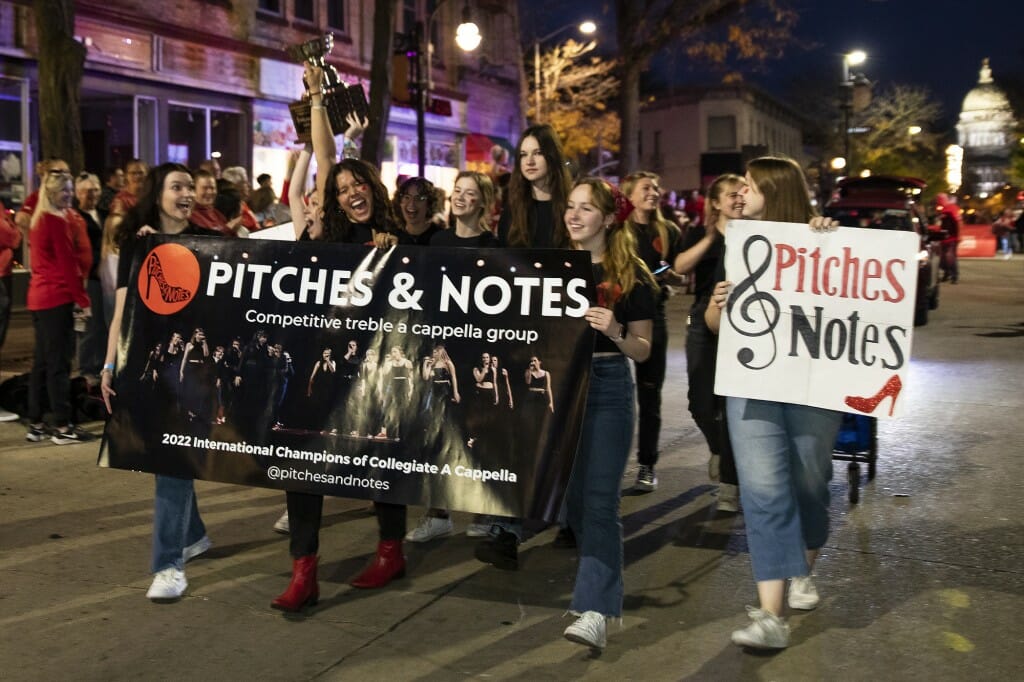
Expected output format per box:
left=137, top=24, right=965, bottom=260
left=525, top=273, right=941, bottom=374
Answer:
left=474, top=528, right=519, bottom=570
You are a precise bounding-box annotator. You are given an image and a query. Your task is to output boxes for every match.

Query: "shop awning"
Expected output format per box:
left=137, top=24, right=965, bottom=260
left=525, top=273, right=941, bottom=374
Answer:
left=465, top=133, right=514, bottom=163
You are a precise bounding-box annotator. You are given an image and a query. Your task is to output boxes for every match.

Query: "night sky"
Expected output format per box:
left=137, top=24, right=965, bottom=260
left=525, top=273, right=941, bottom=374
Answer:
left=517, top=0, right=1024, bottom=130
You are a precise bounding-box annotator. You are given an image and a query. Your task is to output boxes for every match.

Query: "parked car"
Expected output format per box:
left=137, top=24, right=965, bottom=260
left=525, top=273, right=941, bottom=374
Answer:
left=825, top=175, right=942, bottom=326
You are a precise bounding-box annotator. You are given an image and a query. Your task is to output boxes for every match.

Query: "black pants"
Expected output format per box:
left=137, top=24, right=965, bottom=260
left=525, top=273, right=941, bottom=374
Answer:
left=28, top=303, right=75, bottom=426
left=286, top=492, right=406, bottom=557
left=0, top=275, right=13, bottom=349
left=685, top=306, right=737, bottom=486
left=635, top=308, right=667, bottom=466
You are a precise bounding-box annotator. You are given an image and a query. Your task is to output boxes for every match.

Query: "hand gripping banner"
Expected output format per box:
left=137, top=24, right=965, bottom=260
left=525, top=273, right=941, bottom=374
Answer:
left=100, top=235, right=595, bottom=521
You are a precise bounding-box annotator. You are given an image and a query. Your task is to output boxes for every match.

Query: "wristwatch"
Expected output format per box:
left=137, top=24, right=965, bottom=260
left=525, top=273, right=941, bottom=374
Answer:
left=616, top=323, right=627, bottom=341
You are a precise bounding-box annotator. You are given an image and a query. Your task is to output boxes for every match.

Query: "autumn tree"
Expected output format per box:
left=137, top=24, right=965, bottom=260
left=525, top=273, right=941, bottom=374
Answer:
left=34, top=0, right=86, bottom=171
left=530, top=39, right=620, bottom=169
left=616, top=0, right=796, bottom=174
left=847, top=85, right=946, bottom=196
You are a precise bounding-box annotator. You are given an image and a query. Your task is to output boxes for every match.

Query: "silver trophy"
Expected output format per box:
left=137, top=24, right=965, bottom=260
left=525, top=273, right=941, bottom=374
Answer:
left=287, top=34, right=367, bottom=143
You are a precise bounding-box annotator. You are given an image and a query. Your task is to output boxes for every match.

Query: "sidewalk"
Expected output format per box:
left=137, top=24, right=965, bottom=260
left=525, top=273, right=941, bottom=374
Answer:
left=0, top=258, right=1021, bottom=680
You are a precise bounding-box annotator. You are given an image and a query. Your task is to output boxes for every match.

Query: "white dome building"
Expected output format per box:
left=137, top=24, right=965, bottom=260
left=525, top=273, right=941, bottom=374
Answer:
left=956, top=59, right=1017, bottom=196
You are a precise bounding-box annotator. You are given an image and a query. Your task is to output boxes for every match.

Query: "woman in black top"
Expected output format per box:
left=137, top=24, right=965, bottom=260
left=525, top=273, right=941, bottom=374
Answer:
left=272, top=66, right=406, bottom=611
left=560, top=177, right=656, bottom=650
left=431, top=171, right=498, bottom=248
left=679, top=173, right=746, bottom=511
left=100, top=163, right=219, bottom=603
left=621, top=171, right=684, bottom=492
left=496, top=124, right=572, bottom=248
left=393, top=177, right=441, bottom=245
left=475, top=125, right=571, bottom=565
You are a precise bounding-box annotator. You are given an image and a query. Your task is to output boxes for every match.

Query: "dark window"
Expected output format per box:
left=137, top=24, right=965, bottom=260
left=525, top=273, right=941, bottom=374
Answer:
left=295, top=0, right=314, bottom=22
left=257, top=0, right=282, bottom=15
left=401, top=0, right=416, bottom=33
left=328, top=1, right=346, bottom=31
left=708, top=115, right=737, bottom=150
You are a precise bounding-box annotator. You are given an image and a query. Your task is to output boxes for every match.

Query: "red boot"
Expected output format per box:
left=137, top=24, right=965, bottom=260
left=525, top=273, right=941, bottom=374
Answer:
left=349, top=540, right=406, bottom=588
left=271, top=555, right=319, bottom=612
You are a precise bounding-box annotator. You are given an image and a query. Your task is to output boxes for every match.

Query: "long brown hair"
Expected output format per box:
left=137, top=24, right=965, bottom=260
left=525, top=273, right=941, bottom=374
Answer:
left=572, top=177, right=657, bottom=301
left=322, top=158, right=397, bottom=242
left=704, top=173, right=745, bottom=230
left=506, top=124, right=572, bottom=247
left=746, top=156, right=816, bottom=223
left=622, top=170, right=680, bottom=259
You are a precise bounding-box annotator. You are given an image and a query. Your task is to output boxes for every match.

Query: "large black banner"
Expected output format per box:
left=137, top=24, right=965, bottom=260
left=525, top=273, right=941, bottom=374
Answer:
left=100, top=236, right=595, bottom=520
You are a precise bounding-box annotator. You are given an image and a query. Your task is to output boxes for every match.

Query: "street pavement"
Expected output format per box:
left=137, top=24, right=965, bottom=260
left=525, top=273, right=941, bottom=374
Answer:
left=0, top=258, right=1021, bottom=681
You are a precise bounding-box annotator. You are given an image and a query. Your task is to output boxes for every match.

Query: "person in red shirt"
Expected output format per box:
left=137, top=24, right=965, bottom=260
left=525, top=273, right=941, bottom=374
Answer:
left=103, top=159, right=148, bottom=235
left=15, top=158, right=71, bottom=232
left=25, top=170, right=92, bottom=444
left=0, top=205, right=22, bottom=421
left=188, top=169, right=233, bottom=234
left=221, top=166, right=260, bottom=232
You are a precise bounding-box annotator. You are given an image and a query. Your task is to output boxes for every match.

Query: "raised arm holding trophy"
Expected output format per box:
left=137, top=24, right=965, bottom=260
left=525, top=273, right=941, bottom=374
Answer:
left=287, top=34, right=369, bottom=144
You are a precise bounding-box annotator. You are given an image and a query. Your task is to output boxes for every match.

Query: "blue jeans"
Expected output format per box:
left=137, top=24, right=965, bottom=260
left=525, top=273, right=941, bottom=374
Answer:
left=726, top=397, right=842, bottom=582
left=151, top=474, right=206, bottom=573
left=566, top=355, right=634, bottom=617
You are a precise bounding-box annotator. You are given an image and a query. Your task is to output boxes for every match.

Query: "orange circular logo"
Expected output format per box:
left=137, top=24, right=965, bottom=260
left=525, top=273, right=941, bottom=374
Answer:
left=137, top=243, right=201, bottom=315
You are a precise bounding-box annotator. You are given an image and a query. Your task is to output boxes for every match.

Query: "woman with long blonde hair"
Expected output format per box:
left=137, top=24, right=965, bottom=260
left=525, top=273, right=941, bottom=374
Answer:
left=26, top=169, right=92, bottom=444
left=559, top=177, right=657, bottom=650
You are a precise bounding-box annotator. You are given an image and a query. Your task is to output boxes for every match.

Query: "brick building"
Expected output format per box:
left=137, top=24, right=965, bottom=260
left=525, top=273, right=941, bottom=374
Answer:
left=638, top=83, right=809, bottom=194
left=0, top=0, right=523, bottom=205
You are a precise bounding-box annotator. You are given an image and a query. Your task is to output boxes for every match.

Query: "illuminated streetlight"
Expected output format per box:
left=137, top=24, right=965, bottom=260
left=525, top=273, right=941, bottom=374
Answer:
left=859, top=169, right=872, bottom=177
left=534, top=21, right=597, bottom=123
left=455, top=3, right=481, bottom=52
left=841, top=49, right=868, bottom=174
left=830, top=156, right=847, bottom=170
left=908, top=125, right=922, bottom=136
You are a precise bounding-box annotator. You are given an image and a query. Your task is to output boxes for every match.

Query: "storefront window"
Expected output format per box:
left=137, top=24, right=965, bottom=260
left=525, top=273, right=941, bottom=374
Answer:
left=0, top=76, right=28, bottom=207
left=210, top=110, right=244, bottom=169
left=168, top=104, right=207, bottom=168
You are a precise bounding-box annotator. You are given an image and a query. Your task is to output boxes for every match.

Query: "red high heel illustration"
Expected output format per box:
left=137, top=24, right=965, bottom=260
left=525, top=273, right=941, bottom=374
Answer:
left=146, top=253, right=193, bottom=304
left=844, top=374, right=902, bottom=416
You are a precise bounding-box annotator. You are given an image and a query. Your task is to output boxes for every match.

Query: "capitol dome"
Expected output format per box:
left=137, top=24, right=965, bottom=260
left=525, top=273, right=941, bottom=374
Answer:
left=961, top=59, right=1011, bottom=114
left=956, top=59, right=1017, bottom=196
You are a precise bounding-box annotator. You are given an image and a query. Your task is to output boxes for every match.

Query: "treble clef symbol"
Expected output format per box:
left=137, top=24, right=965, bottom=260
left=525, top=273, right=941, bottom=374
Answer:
left=726, top=234, right=780, bottom=370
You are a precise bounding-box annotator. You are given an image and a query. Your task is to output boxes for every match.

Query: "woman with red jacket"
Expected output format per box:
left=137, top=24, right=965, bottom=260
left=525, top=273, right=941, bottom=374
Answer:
left=26, top=170, right=92, bottom=444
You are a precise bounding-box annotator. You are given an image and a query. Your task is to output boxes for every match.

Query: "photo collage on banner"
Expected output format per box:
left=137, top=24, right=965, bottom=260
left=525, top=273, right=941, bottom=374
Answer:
left=101, top=235, right=596, bottom=521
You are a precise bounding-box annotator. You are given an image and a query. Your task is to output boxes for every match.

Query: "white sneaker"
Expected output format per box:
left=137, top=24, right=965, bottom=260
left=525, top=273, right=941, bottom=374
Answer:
left=717, top=483, right=739, bottom=513
left=146, top=568, right=187, bottom=601
left=183, top=535, right=211, bottom=563
left=405, top=516, right=453, bottom=542
left=788, top=575, right=820, bottom=610
left=0, top=408, right=19, bottom=422
left=731, top=606, right=789, bottom=649
left=563, top=611, right=607, bottom=649
left=273, top=510, right=289, bottom=535
left=466, top=522, right=491, bottom=538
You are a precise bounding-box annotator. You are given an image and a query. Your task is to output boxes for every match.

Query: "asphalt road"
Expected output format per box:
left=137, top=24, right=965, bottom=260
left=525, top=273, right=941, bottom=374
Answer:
left=0, top=257, right=1020, bottom=680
